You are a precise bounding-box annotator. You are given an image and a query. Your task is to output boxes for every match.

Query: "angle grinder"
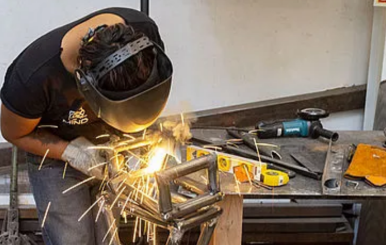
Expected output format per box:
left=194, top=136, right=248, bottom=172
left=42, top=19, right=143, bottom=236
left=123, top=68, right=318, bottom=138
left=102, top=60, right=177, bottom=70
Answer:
left=256, top=108, right=339, bottom=142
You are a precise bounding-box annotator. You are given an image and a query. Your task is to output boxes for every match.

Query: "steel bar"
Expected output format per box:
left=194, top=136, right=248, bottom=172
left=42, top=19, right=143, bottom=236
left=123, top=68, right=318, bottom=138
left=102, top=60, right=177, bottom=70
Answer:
left=176, top=206, right=222, bottom=231
left=171, top=193, right=223, bottom=219
left=124, top=202, right=168, bottom=229
left=197, top=218, right=219, bottom=245
left=101, top=208, right=121, bottom=245
left=113, top=139, right=152, bottom=153
left=174, top=176, right=206, bottom=195
left=140, top=0, right=149, bottom=16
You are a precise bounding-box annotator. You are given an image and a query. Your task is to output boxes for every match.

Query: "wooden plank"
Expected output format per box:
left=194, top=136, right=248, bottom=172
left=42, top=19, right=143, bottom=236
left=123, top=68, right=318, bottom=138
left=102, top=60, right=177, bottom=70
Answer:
left=210, top=195, right=243, bottom=245
left=190, top=85, right=366, bottom=127
left=243, top=203, right=342, bottom=218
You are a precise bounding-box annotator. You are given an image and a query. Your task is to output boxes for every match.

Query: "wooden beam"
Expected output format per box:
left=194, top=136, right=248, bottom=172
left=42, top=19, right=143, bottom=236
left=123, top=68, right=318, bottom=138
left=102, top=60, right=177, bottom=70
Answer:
left=191, top=85, right=366, bottom=128
left=210, top=195, right=243, bottom=245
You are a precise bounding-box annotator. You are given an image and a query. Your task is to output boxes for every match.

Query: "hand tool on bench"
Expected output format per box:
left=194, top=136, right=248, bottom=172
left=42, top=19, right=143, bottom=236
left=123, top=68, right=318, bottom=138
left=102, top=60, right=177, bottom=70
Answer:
left=226, top=128, right=281, bottom=159
left=224, top=128, right=321, bottom=180
left=190, top=136, right=296, bottom=178
left=255, top=108, right=339, bottom=142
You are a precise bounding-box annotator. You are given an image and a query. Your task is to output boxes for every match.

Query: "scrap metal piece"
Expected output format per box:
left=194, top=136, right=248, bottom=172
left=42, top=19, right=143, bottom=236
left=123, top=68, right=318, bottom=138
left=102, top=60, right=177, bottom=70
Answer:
left=322, top=140, right=345, bottom=195
left=0, top=146, right=38, bottom=245
left=291, top=153, right=323, bottom=174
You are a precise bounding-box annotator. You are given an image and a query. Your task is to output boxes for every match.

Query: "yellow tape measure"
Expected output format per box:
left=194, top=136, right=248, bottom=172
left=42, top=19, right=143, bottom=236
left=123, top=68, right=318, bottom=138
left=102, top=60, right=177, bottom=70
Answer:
left=261, top=170, right=289, bottom=187
left=186, top=146, right=289, bottom=187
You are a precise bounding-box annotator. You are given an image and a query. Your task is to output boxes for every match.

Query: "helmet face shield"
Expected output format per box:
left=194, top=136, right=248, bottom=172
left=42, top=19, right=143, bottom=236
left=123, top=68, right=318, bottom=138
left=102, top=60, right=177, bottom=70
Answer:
left=75, top=36, right=173, bottom=133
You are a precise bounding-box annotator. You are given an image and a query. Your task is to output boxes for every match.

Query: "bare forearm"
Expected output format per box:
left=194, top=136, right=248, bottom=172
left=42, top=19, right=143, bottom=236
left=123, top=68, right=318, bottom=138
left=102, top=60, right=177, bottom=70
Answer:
left=9, top=129, right=69, bottom=160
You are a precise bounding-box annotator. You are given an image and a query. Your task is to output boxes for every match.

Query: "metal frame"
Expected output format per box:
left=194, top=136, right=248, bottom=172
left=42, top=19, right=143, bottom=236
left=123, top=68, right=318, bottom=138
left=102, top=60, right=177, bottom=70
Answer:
left=104, top=151, right=224, bottom=245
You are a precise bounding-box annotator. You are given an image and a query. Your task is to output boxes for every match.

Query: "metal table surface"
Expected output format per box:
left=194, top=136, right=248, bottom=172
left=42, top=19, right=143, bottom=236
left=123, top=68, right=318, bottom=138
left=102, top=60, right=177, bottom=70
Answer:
left=189, top=129, right=386, bottom=199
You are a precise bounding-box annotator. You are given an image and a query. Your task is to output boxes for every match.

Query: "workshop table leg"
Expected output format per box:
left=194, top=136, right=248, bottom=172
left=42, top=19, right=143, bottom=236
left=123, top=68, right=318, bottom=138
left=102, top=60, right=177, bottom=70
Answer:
left=210, top=195, right=243, bottom=245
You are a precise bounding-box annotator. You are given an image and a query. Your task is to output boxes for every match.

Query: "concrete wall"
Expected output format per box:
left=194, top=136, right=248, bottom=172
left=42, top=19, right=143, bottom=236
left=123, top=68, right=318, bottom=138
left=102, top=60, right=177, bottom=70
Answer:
left=0, top=0, right=375, bottom=142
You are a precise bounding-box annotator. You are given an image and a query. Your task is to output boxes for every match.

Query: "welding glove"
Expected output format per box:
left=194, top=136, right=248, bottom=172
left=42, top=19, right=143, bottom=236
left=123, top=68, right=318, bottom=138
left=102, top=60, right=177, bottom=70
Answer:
left=162, top=121, right=192, bottom=144
left=61, top=137, right=109, bottom=179
left=159, top=121, right=193, bottom=163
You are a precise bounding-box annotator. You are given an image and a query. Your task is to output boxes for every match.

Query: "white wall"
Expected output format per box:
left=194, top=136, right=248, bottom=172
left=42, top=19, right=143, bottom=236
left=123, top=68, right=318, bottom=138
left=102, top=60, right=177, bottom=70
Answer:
left=0, top=0, right=375, bottom=142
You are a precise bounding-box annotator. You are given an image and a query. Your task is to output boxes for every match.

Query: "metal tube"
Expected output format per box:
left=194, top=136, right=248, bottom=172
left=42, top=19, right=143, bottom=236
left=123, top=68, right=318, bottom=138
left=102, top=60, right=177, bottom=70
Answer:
left=11, top=146, right=18, bottom=194
left=124, top=202, right=168, bottom=229
left=176, top=206, right=222, bottom=231
left=197, top=219, right=219, bottom=245
left=171, top=193, right=223, bottom=219
left=171, top=191, right=189, bottom=203
left=208, top=157, right=220, bottom=193
left=113, top=139, right=152, bottom=152
left=174, top=176, right=206, bottom=195
left=155, top=173, right=173, bottom=216
left=140, top=0, right=149, bottom=16
left=156, top=154, right=216, bottom=184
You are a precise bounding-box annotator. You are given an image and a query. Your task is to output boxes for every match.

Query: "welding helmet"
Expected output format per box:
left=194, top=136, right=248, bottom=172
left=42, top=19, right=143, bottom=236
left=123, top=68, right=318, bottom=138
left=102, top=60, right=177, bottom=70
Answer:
left=74, top=36, right=173, bottom=133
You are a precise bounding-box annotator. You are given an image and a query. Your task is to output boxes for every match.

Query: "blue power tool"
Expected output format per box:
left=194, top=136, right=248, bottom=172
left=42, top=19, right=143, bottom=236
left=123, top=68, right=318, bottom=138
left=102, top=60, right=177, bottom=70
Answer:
left=256, top=108, right=339, bottom=142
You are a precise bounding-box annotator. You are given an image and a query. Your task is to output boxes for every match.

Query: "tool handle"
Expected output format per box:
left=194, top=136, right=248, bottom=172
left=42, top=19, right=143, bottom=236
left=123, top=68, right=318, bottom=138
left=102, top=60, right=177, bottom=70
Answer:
left=311, top=122, right=339, bottom=142
left=255, top=122, right=284, bottom=138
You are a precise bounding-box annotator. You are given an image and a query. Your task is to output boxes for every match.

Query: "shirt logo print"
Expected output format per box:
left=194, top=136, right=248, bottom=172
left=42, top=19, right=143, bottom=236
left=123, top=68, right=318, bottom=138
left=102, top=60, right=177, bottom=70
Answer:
left=63, top=107, right=89, bottom=125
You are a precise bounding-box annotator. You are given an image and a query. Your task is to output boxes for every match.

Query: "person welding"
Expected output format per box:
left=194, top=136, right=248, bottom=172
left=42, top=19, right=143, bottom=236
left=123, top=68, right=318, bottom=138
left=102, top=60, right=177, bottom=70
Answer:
left=0, top=7, right=173, bottom=245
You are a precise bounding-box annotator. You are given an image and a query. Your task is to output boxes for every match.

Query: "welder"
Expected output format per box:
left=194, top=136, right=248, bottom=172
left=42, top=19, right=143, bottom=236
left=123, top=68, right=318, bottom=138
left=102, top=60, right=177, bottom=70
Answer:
left=1, top=7, right=174, bottom=245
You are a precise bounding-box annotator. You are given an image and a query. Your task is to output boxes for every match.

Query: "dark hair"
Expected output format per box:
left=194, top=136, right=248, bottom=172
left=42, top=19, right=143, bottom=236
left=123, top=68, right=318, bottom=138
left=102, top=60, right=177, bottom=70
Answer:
left=78, top=23, right=155, bottom=92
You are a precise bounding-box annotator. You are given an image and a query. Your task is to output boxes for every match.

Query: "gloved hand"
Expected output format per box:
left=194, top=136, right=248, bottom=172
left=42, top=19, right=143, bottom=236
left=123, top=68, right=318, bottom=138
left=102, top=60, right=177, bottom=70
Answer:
left=162, top=121, right=192, bottom=144
left=61, top=137, right=109, bottom=179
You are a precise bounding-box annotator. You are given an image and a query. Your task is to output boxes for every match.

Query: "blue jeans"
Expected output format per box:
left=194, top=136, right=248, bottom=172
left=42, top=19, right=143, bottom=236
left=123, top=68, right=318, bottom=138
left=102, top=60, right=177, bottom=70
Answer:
left=27, top=154, right=112, bottom=245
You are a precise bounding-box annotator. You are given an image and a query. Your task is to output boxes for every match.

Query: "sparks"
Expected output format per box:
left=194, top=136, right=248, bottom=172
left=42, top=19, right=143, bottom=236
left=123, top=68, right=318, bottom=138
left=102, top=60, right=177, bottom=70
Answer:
left=142, top=128, right=147, bottom=140
left=38, top=125, right=58, bottom=129
left=152, top=224, right=157, bottom=245
left=63, top=176, right=95, bottom=194
left=38, top=149, right=50, bottom=170
left=139, top=218, right=142, bottom=237
left=88, top=161, right=108, bottom=171
left=200, top=175, right=208, bottom=185
left=243, top=165, right=253, bottom=185
left=41, top=201, right=51, bottom=228
left=87, top=146, right=113, bottom=150
left=78, top=196, right=103, bottom=222
left=62, top=162, right=68, bottom=179
left=160, top=123, right=163, bottom=132
left=123, top=211, right=127, bottom=223
left=123, top=134, right=136, bottom=140
left=108, top=227, right=119, bottom=245
left=102, top=219, right=116, bottom=242
left=99, top=174, right=108, bottom=191
left=180, top=113, right=185, bottom=126
left=133, top=217, right=139, bottom=243
left=253, top=138, right=262, bottom=164
left=121, top=191, right=134, bottom=215
left=95, top=199, right=105, bottom=223
left=96, top=134, right=110, bottom=139
left=234, top=174, right=241, bottom=197
left=109, top=186, right=127, bottom=210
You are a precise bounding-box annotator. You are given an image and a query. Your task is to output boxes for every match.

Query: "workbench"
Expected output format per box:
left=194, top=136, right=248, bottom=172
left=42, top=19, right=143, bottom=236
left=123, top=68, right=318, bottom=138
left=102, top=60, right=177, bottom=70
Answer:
left=188, top=129, right=386, bottom=245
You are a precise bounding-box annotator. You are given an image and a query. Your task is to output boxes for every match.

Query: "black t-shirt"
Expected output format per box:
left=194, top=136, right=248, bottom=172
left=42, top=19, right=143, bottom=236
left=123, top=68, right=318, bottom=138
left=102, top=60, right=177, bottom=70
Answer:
left=1, top=7, right=164, bottom=142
